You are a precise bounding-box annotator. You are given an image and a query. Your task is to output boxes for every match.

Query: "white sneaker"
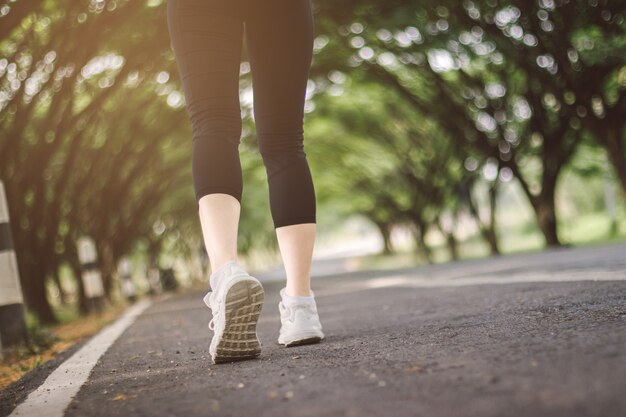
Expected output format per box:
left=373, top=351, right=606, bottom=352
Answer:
left=203, top=260, right=264, bottom=364
left=277, top=288, right=324, bottom=347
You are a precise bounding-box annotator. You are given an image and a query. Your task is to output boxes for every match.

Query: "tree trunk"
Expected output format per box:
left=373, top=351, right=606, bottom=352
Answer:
left=486, top=184, right=500, bottom=255
left=19, top=259, right=57, bottom=325
left=436, top=215, right=459, bottom=261
left=411, top=219, right=432, bottom=264
left=534, top=193, right=561, bottom=247
left=67, top=247, right=89, bottom=315
left=446, top=233, right=459, bottom=261
left=374, top=221, right=394, bottom=255
left=484, top=228, right=500, bottom=255
left=464, top=180, right=500, bottom=255
left=97, top=240, right=116, bottom=301
left=51, top=266, right=67, bottom=306
left=604, top=128, right=626, bottom=202
left=537, top=211, right=560, bottom=246
left=515, top=160, right=562, bottom=247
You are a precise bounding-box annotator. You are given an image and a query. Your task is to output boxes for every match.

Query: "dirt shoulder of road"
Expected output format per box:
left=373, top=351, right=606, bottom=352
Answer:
left=0, top=301, right=130, bottom=391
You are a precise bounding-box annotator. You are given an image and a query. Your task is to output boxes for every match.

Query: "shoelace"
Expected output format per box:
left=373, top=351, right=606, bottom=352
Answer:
left=280, top=301, right=315, bottom=322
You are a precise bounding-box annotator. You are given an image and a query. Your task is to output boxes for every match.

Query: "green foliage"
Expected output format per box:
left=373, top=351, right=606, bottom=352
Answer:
left=312, top=0, right=626, bottom=248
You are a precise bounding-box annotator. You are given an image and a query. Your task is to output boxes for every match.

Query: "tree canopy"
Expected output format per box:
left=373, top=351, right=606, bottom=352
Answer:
left=1, top=0, right=624, bottom=324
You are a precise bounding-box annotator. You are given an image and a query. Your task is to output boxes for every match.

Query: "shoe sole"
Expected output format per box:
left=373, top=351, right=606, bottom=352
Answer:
left=213, top=279, right=264, bottom=364
left=282, top=336, right=323, bottom=347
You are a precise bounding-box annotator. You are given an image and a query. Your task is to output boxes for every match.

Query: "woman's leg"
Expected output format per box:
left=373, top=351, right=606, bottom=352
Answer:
left=167, top=1, right=245, bottom=275
left=276, top=224, right=316, bottom=296
left=168, top=1, right=266, bottom=365
left=243, top=0, right=317, bottom=296
left=198, top=194, right=240, bottom=275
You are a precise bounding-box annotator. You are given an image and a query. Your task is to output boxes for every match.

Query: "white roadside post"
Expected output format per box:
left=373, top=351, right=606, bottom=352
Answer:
left=77, top=236, right=105, bottom=312
left=147, top=266, right=162, bottom=295
left=0, top=180, right=28, bottom=354
left=117, top=257, right=137, bottom=303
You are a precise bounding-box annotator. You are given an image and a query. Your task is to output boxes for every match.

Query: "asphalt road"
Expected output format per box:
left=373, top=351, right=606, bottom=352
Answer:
left=3, top=243, right=626, bottom=417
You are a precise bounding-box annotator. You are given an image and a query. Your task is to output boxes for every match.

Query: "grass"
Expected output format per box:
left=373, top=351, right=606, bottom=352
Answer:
left=350, top=211, right=626, bottom=272
left=560, top=211, right=626, bottom=244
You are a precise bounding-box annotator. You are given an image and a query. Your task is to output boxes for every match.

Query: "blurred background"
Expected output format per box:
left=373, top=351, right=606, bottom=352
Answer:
left=0, top=0, right=624, bottom=355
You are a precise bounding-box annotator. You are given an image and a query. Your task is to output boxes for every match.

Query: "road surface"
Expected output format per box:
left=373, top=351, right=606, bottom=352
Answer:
left=2, top=243, right=625, bottom=417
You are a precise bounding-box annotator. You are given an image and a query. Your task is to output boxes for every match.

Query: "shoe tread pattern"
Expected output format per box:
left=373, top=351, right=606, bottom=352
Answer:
left=213, top=279, right=264, bottom=364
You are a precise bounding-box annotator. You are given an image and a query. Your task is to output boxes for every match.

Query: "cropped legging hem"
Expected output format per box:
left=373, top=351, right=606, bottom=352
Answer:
left=195, top=187, right=316, bottom=229
left=274, top=216, right=316, bottom=229
left=195, top=186, right=243, bottom=206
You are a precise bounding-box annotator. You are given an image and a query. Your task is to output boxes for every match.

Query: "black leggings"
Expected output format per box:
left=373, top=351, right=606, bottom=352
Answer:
left=166, top=0, right=316, bottom=229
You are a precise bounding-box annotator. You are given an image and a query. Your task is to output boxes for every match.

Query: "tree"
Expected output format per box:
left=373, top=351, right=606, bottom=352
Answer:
left=313, top=0, right=625, bottom=246
left=0, top=0, right=192, bottom=322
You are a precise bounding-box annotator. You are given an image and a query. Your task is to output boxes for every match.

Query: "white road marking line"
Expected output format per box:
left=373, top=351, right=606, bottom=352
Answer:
left=361, top=272, right=626, bottom=289
left=316, top=272, right=626, bottom=297
left=9, top=298, right=153, bottom=417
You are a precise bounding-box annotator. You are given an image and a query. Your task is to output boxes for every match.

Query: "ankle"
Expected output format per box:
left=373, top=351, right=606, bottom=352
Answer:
left=284, top=288, right=312, bottom=297
left=209, top=259, right=238, bottom=290
left=211, top=258, right=238, bottom=274
left=281, top=287, right=314, bottom=302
